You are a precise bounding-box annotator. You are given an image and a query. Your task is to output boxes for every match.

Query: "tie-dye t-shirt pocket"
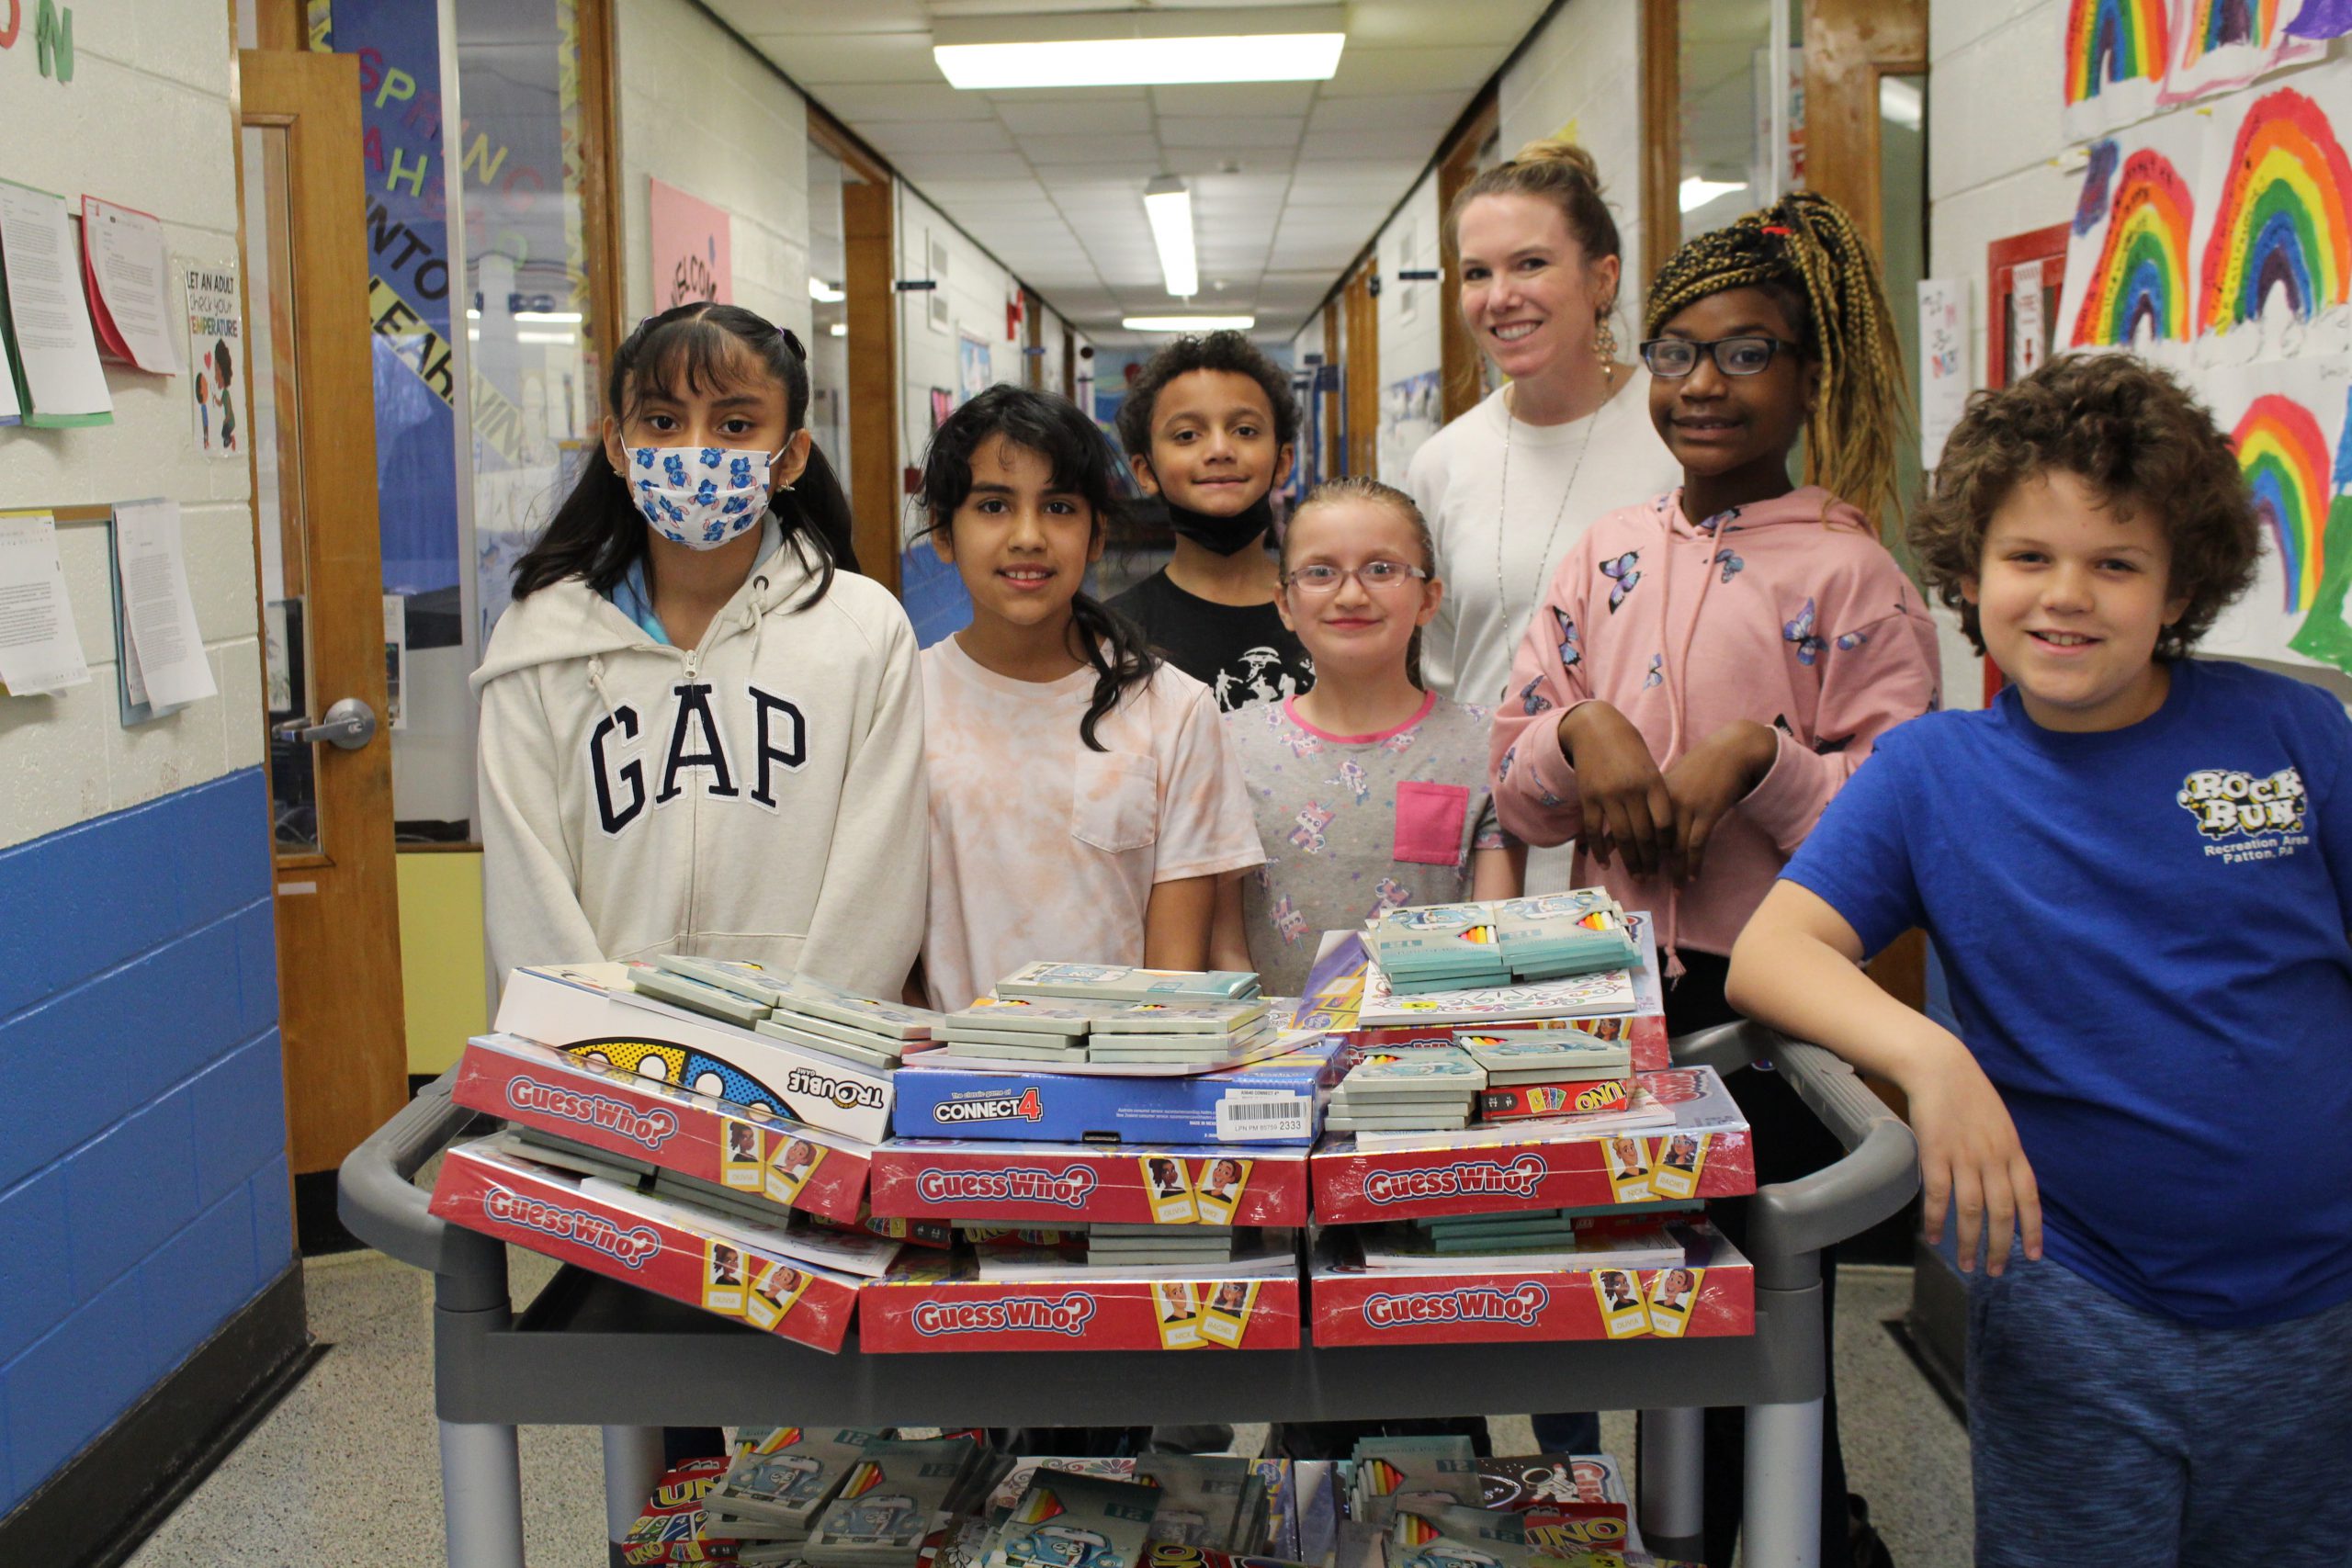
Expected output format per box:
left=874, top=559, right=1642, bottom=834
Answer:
left=1392, top=779, right=1471, bottom=866
left=1071, top=749, right=1161, bottom=854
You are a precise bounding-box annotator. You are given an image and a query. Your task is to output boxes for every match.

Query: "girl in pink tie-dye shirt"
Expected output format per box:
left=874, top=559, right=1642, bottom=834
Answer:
left=913, top=387, right=1263, bottom=1011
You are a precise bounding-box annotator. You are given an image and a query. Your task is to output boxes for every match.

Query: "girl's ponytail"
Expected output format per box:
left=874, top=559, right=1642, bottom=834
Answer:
left=1068, top=590, right=1160, bottom=752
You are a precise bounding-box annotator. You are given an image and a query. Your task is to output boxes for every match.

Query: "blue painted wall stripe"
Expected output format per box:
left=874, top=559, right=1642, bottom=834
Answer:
left=0, top=768, right=288, bottom=1515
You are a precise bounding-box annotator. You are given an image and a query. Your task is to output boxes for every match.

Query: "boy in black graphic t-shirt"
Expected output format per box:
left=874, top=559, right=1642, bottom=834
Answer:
left=1110, top=333, right=1314, bottom=710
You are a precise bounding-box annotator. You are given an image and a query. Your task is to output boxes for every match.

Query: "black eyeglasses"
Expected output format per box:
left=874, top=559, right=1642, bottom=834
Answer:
left=1639, top=335, right=1803, bottom=378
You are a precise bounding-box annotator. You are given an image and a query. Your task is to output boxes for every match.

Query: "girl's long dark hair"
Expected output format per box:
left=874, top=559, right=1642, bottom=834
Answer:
left=510, top=301, right=856, bottom=608
left=917, top=386, right=1158, bottom=752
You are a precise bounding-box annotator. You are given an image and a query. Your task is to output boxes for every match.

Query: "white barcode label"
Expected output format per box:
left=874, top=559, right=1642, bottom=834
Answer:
left=1214, top=1091, right=1310, bottom=1141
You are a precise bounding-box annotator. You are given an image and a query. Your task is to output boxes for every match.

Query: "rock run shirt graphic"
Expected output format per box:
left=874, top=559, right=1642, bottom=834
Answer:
left=2176, top=765, right=2310, bottom=863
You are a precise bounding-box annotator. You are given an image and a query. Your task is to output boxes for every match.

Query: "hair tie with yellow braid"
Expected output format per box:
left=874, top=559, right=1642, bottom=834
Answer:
left=1645, top=191, right=1908, bottom=526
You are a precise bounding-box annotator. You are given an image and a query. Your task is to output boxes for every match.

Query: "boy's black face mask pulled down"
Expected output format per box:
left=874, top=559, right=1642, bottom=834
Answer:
left=1159, top=490, right=1276, bottom=556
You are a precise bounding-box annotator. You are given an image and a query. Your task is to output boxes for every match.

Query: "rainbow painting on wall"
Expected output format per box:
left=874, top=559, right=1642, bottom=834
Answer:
left=2165, top=0, right=2319, bottom=101
left=2197, top=86, right=2352, bottom=333
left=2066, top=0, right=2170, bottom=103
left=2069, top=147, right=2197, bottom=344
left=2231, top=391, right=2332, bottom=612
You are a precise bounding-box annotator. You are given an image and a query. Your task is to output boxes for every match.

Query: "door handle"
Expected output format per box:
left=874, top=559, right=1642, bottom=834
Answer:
left=275, top=696, right=379, bottom=750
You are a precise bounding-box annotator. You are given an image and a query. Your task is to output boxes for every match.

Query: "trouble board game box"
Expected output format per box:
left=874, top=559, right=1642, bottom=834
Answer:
left=1307, top=1223, right=1752, bottom=1346
left=868, top=1139, right=1310, bottom=1227
left=858, top=1252, right=1303, bottom=1353
left=888, top=1041, right=1343, bottom=1145
left=1293, top=923, right=1668, bottom=1073
left=453, top=1032, right=873, bottom=1224
left=1309, top=1067, right=1753, bottom=1224
left=493, top=963, right=895, bottom=1144
left=430, top=1136, right=865, bottom=1352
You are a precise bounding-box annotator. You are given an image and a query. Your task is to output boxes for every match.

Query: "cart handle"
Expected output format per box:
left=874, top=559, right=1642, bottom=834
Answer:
left=1673, top=1020, right=1920, bottom=1269
left=337, top=1068, right=496, bottom=1281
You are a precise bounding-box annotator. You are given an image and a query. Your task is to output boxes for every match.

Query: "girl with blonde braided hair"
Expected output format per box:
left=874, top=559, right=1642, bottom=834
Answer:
left=1489, top=187, right=1933, bottom=1568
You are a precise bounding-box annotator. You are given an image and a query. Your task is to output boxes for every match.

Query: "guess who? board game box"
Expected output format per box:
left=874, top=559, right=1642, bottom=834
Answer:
left=867, top=1141, right=1308, bottom=1228
left=454, top=1032, right=873, bottom=1224
left=495, top=963, right=896, bottom=1143
left=888, top=1041, right=1343, bottom=1145
left=1307, top=1222, right=1752, bottom=1346
left=1293, top=920, right=1669, bottom=1073
left=1310, top=1067, right=1753, bottom=1224
left=858, top=1253, right=1302, bottom=1353
left=430, top=1136, right=866, bottom=1352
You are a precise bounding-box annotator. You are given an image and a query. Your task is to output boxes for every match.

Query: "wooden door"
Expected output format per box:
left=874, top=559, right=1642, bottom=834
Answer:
left=241, top=48, right=407, bottom=1174
left=1342, top=264, right=1378, bottom=476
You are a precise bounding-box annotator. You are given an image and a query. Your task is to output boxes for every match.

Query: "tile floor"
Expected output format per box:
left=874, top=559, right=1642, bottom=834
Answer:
left=122, top=1254, right=1970, bottom=1567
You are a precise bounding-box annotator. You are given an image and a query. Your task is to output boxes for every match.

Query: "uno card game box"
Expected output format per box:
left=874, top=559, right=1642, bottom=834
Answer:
left=1307, top=1221, right=1752, bottom=1346
left=888, top=1040, right=1343, bottom=1145
left=495, top=964, right=897, bottom=1143
left=454, top=1032, right=872, bottom=1224
left=1293, top=923, right=1668, bottom=1073
left=430, top=1136, right=865, bottom=1352
left=858, top=1252, right=1302, bottom=1353
left=868, top=1140, right=1309, bottom=1227
left=1310, top=1066, right=1753, bottom=1224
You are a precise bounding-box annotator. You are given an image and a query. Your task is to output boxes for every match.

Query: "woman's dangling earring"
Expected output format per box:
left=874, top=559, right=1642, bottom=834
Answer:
left=1594, top=304, right=1618, bottom=379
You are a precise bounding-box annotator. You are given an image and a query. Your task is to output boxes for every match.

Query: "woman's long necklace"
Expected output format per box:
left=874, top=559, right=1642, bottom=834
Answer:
left=1494, top=381, right=1600, bottom=660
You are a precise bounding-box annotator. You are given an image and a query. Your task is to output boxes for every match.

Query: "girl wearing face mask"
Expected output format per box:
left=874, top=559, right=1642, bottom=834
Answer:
left=1108, top=332, right=1315, bottom=711
left=1406, top=141, right=1679, bottom=721
left=474, top=301, right=927, bottom=1001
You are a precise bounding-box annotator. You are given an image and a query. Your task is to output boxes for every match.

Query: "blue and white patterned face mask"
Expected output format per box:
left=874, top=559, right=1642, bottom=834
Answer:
left=626, top=445, right=781, bottom=549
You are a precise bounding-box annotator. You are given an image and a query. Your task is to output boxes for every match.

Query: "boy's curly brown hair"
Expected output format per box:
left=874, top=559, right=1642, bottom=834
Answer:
left=1909, top=354, right=2259, bottom=660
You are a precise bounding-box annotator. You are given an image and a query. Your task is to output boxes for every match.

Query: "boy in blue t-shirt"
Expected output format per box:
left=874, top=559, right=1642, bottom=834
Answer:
left=1726, top=354, right=2352, bottom=1566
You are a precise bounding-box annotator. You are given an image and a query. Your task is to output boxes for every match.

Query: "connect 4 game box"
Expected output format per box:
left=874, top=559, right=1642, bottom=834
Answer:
left=1309, top=1067, right=1753, bottom=1224
left=858, top=1252, right=1303, bottom=1353
left=1307, top=1221, right=1753, bottom=1346
left=868, top=1140, right=1309, bottom=1227
left=453, top=1032, right=873, bottom=1224
left=888, top=1041, right=1343, bottom=1145
left=429, top=1136, right=866, bottom=1352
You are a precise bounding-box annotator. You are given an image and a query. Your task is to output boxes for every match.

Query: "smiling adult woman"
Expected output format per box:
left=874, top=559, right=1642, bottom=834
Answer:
left=1405, top=140, right=1679, bottom=714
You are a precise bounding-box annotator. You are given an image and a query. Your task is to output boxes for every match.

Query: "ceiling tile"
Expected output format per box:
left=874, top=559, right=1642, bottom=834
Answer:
left=1149, top=82, right=1318, bottom=118
left=891, top=151, right=1037, bottom=181
left=1344, top=0, right=1547, bottom=49
left=1158, top=116, right=1306, bottom=149
left=993, top=97, right=1155, bottom=134
left=802, top=83, right=994, bottom=121
left=1018, top=132, right=1164, bottom=164
left=1299, top=126, right=1444, bottom=161
left=1307, top=92, right=1467, bottom=132
left=707, top=0, right=930, bottom=35
left=864, top=119, right=1016, bottom=154
left=749, top=32, right=944, bottom=84
left=1317, top=46, right=1499, bottom=96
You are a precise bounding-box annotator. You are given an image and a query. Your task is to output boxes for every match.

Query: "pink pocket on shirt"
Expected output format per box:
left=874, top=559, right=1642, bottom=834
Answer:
left=1393, top=781, right=1471, bottom=866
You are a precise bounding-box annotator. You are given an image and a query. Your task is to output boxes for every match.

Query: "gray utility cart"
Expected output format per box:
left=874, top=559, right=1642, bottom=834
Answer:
left=338, top=1021, right=1917, bottom=1568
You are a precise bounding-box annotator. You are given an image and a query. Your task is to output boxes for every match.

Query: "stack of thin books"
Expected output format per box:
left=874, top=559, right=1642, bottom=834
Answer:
left=1361, top=1214, right=1684, bottom=1272
left=1085, top=1222, right=1238, bottom=1269
left=976, top=1470, right=1164, bottom=1568
left=633, top=954, right=942, bottom=1073
left=1326, top=1047, right=1487, bottom=1134
left=994, top=962, right=1261, bottom=1004
left=1084, top=998, right=1274, bottom=1065
left=702, top=1427, right=886, bottom=1554
left=1455, top=1027, right=1635, bottom=1122
left=937, top=998, right=1096, bottom=1063
left=803, top=1435, right=991, bottom=1568
left=1362, top=905, right=1511, bottom=993
left=1487, top=891, right=1639, bottom=980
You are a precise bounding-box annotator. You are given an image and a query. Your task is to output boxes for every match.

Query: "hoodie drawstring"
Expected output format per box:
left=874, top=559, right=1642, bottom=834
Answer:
left=586, top=655, right=623, bottom=728
left=1647, top=493, right=1724, bottom=983
left=746, top=574, right=771, bottom=669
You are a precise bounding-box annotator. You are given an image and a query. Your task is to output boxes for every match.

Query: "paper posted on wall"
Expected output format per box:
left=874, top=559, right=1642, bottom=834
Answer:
left=81, top=197, right=182, bottom=375
left=113, top=498, right=217, bottom=709
left=0, top=512, right=92, bottom=695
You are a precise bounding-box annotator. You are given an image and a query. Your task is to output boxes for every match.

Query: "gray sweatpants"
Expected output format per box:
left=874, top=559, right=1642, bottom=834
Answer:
left=1966, top=1249, right=2352, bottom=1567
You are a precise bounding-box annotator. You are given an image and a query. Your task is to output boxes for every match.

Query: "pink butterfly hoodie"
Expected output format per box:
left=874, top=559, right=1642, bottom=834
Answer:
left=1487, top=486, right=1941, bottom=966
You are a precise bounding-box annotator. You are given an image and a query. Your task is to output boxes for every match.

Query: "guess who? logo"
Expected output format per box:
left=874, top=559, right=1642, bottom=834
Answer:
left=914, top=1165, right=1097, bottom=1208
left=481, top=1184, right=663, bottom=1269
left=1363, top=1154, right=1546, bottom=1207
left=910, top=1293, right=1095, bottom=1337
left=1364, top=1281, right=1550, bottom=1328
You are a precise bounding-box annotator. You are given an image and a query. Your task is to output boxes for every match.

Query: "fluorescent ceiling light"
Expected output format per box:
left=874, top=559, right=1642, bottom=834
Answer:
left=514, top=310, right=582, bottom=323
left=1144, top=175, right=1198, bottom=299
left=1880, top=76, right=1924, bottom=130
left=829, top=322, right=848, bottom=337
left=1123, top=314, right=1256, bottom=332
left=1678, top=177, right=1747, bottom=213
left=808, top=276, right=845, bottom=303
left=516, top=330, right=577, bottom=344
left=933, top=6, right=1344, bottom=89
